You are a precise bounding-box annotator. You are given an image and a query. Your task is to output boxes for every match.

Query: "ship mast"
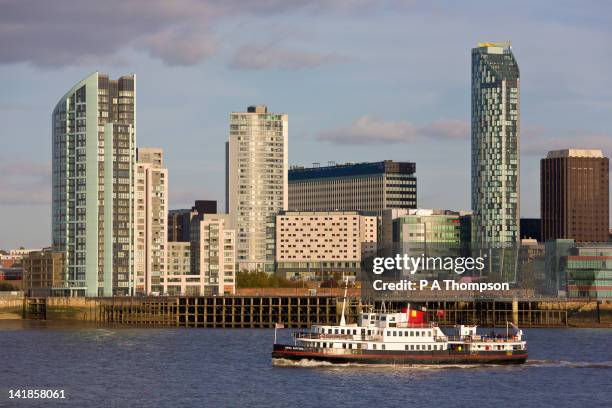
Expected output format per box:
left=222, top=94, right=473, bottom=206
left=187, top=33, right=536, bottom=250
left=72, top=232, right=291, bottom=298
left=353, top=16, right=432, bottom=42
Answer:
left=340, top=276, right=348, bottom=326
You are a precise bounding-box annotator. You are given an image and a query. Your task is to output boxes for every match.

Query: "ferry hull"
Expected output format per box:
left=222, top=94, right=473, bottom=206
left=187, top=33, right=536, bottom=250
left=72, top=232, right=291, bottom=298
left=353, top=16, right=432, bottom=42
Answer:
left=272, top=344, right=527, bottom=365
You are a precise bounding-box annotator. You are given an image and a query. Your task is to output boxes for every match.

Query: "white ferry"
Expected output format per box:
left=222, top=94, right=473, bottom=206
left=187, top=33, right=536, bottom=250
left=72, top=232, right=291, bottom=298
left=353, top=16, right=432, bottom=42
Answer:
left=272, top=305, right=527, bottom=365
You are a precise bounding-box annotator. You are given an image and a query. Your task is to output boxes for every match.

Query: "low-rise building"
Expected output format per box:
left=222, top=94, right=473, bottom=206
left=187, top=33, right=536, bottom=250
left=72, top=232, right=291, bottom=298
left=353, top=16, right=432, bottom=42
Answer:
left=275, top=211, right=377, bottom=280
left=566, top=245, right=612, bottom=299
left=21, top=250, right=65, bottom=296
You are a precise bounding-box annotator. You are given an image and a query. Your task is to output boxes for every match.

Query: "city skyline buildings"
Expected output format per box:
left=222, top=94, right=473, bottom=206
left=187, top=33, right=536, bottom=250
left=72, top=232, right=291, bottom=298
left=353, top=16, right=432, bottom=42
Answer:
left=52, top=72, right=136, bottom=297
left=288, top=160, right=417, bottom=213
left=226, top=105, right=288, bottom=272
left=541, top=149, right=609, bottom=243
left=3, top=3, right=612, bottom=250
left=471, top=42, right=521, bottom=245
left=134, top=147, right=168, bottom=295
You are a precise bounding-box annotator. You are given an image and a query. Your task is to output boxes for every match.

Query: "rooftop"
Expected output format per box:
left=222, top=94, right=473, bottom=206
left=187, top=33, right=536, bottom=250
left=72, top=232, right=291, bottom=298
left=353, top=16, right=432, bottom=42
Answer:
left=546, top=149, right=604, bottom=159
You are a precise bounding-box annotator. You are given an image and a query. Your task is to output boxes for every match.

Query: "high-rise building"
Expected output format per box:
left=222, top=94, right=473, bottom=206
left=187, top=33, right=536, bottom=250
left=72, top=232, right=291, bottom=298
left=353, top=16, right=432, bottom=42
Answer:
left=226, top=105, right=288, bottom=272
left=471, top=42, right=520, bottom=245
left=191, top=214, right=236, bottom=295
left=168, top=200, right=217, bottom=243
left=52, top=72, right=136, bottom=296
left=289, top=161, right=417, bottom=213
left=541, top=149, right=609, bottom=242
left=134, top=147, right=168, bottom=295
left=275, top=211, right=377, bottom=280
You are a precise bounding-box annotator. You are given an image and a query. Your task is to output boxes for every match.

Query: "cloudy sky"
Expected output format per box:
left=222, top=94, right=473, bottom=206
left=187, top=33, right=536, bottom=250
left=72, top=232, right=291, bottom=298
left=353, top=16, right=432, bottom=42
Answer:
left=1, top=0, right=611, bottom=249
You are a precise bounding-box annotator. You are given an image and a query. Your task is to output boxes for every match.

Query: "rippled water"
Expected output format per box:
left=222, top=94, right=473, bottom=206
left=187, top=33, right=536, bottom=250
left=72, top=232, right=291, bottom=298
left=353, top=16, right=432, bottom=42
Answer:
left=0, top=321, right=611, bottom=407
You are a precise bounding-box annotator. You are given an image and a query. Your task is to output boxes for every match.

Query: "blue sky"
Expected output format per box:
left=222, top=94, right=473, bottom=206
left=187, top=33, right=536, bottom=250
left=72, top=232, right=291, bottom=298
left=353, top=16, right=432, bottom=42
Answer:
left=1, top=0, right=611, bottom=248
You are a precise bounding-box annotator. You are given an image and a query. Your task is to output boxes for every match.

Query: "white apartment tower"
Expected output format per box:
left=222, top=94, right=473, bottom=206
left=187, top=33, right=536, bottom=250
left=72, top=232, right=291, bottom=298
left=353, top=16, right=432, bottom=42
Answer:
left=226, top=105, right=288, bottom=272
left=134, top=147, right=168, bottom=295
left=191, top=215, right=236, bottom=295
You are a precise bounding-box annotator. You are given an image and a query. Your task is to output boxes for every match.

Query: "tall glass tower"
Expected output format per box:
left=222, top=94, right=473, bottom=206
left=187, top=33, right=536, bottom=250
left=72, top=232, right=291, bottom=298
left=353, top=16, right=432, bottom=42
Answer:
left=471, top=42, right=520, bottom=245
left=52, top=72, right=136, bottom=296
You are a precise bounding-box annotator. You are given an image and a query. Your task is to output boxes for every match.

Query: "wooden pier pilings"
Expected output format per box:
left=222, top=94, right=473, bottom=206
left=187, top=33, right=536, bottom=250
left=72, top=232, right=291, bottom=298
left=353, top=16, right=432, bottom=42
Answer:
left=21, top=295, right=569, bottom=327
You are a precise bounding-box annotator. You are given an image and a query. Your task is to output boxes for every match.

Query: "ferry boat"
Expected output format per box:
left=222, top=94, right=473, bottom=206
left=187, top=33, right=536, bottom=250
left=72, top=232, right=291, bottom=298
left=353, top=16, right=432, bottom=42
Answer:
left=272, top=305, right=527, bottom=365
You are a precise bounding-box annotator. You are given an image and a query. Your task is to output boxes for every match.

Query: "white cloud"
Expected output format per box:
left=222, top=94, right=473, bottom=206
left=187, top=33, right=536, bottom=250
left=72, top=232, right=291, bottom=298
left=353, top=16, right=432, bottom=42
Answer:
left=317, top=115, right=469, bottom=145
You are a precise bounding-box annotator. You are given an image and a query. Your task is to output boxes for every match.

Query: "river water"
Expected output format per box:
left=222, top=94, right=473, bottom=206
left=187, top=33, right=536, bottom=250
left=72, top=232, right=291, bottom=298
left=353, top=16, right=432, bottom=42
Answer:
left=0, top=321, right=610, bottom=407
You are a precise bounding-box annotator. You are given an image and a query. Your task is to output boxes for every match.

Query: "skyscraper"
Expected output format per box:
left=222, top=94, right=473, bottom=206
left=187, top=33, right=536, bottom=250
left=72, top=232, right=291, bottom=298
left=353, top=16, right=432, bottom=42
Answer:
left=471, top=42, right=520, bottom=245
left=134, top=147, right=168, bottom=295
left=52, top=72, right=136, bottom=296
left=541, top=149, right=609, bottom=242
left=226, top=105, right=288, bottom=272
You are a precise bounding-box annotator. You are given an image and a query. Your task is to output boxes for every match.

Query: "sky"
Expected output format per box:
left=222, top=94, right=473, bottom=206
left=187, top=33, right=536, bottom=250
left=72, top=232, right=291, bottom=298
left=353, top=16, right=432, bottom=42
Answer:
left=1, top=0, right=611, bottom=249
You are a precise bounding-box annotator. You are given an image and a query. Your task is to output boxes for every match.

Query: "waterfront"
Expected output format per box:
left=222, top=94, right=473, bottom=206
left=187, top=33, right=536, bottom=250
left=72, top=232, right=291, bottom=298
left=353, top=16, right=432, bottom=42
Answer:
left=0, top=322, right=611, bottom=407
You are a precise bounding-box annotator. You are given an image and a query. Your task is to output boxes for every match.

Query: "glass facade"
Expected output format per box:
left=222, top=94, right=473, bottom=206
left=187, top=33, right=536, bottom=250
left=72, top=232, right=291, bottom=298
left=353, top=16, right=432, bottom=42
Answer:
left=52, top=72, right=136, bottom=296
left=471, top=43, right=520, bottom=245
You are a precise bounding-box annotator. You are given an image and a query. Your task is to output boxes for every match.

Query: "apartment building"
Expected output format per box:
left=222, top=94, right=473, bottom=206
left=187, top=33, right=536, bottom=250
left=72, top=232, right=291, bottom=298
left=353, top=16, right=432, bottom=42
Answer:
left=52, top=72, right=136, bottom=296
left=226, top=105, right=288, bottom=272
left=191, top=214, right=236, bottom=295
left=134, top=147, right=168, bottom=295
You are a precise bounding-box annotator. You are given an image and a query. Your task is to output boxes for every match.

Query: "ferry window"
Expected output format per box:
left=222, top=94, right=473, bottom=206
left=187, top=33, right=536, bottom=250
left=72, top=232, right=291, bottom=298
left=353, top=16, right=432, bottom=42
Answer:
left=353, top=330, right=357, bottom=335
left=373, top=344, right=377, bottom=350
left=410, top=345, right=414, bottom=350
left=335, top=329, right=338, bottom=334
left=399, top=331, right=403, bottom=337
left=421, top=331, right=425, bottom=336
left=410, top=331, right=413, bottom=336
left=393, top=331, right=397, bottom=336
left=405, top=345, right=409, bottom=351
left=381, top=316, right=386, bottom=321
left=428, top=345, right=431, bottom=350
left=363, top=314, right=369, bottom=320
left=367, top=330, right=371, bottom=335
left=342, top=343, right=346, bottom=349
left=382, top=345, right=386, bottom=350
left=416, top=332, right=420, bottom=337
left=349, top=344, right=353, bottom=349
left=416, top=345, right=420, bottom=350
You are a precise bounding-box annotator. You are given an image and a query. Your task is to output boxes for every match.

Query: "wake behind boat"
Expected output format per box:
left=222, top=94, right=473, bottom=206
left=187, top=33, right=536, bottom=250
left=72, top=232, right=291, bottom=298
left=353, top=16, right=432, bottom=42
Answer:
left=272, top=305, right=527, bottom=366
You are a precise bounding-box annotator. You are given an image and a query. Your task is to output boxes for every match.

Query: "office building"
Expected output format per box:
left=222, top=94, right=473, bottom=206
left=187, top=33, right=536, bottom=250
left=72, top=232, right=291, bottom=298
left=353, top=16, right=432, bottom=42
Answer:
left=289, top=161, right=416, bottom=213
left=541, top=149, right=609, bottom=242
left=191, top=214, right=236, bottom=295
left=168, top=200, right=217, bottom=242
left=275, top=211, right=377, bottom=280
left=226, top=105, right=288, bottom=272
left=134, top=147, right=168, bottom=295
left=392, top=209, right=472, bottom=244
left=52, top=72, right=136, bottom=296
left=566, top=245, right=612, bottom=299
left=471, top=42, right=520, bottom=245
